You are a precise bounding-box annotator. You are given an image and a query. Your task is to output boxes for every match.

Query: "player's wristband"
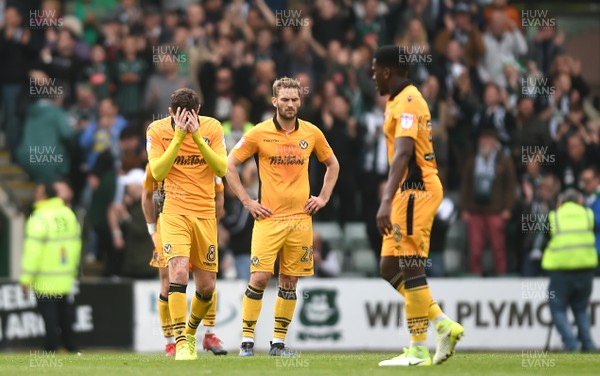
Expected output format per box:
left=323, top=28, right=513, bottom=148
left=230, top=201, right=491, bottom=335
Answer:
left=147, top=223, right=157, bottom=235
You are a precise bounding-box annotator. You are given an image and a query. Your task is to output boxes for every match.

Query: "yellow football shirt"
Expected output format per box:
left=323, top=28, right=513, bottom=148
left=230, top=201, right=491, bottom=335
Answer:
left=146, top=116, right=227, bottom=218
left=230, top=116, right=333, bottom=218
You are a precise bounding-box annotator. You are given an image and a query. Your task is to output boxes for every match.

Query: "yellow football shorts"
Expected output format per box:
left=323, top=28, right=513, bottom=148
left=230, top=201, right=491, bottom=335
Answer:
left=381, top=185, right=443, bottom=258
left=158, top=212, right=218, bottom=272
left=250, top=216, right=313, bottom=276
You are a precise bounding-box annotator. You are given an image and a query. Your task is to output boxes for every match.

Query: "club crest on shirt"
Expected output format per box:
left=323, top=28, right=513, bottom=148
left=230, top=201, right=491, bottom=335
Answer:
left=203, top=137, right=211, bottom=145
left=299, top=140, right=308, bottom=150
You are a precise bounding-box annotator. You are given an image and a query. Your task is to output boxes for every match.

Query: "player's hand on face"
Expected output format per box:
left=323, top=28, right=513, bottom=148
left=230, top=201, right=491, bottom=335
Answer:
left=171, top=107, right=188, bottom=132
left=244, top=200, right=272, bottom=220
left=376, top=199, right=393, bottom=236
left=186, top=109, right=200, bottom=133
left=304, top=195, right=326, bottom=216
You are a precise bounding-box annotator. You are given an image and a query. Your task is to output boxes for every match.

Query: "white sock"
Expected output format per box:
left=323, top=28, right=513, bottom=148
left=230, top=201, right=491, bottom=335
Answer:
left=410, top=341, right=426, bottom=348
left=166, top=336, right=175, bottom=344
left=205, top=327, right=214, bottom=334
left=242, top=336, right=254, bottom=343
left=272, top=338, right=285, bottom=344
left=432, top=313, right=449, bottom=326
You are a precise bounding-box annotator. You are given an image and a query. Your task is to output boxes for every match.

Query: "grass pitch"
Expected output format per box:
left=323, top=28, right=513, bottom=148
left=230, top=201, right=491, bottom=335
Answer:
left=0, top=351, right=598, bottom=375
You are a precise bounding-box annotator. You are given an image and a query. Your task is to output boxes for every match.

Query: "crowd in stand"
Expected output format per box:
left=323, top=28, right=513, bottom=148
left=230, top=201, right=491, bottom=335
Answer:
left=1, top=0, right=599, bottom=278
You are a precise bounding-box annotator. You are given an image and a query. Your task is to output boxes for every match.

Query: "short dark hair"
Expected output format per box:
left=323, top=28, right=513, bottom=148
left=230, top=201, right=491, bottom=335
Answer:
left=374, top=45, right=409, bottom=76
left=170, top=88, right=200, bottom=113
left=43, top=183, right=58, bottom=199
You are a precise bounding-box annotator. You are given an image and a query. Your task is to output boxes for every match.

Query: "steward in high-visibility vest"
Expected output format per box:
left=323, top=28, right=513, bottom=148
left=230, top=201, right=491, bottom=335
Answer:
left=542, top=202, right=598, bottom=271
left=20, top=194, right=81, bottom=294
left=543, top=188, right=597, bottom=352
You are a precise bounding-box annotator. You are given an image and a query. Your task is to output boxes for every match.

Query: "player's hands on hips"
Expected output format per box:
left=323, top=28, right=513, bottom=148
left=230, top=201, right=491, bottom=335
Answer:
left=171, top=106, right=188, bottom=132
left=305, top=195, right=326, bottom=216
left=186, top=108, right=200, bottom=133
left=376, top=199, right=393, bottom=236
left=243, top=199, right=272, bottom=220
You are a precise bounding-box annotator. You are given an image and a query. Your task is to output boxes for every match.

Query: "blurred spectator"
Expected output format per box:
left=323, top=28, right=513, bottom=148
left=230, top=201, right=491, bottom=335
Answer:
left=396, top=18, right=430, bottom=84
left=109, top=168, right=156, bottom=279
left=73, top=0, right=117, bottom=46
left=0, top=5, right=38, bottom=161
left=312, top=231, right=341, bottom=278
left=310, top=0, right=351, bottom=48
left=221, top=162, right=256, bottom=280
left=200, top=65, right=235, bottom=121
left=222, top=100, right=254, bottom=152
left=447, top=70, right=479, bottom=189
left=519, top=173, right=560, bottom=276
left=39, top=27, right=84, bottom=107
left=79, top=98, right=127, bottom=172
left=460, top=129, right=517, bottom=275
left=354, top=0, right=388, bottom=47
left=554, top=133, right=595, bottom=190
left=358, top=95, right=387, bottom=258
left=483, top=0, right=521, bottom=28
left=433, top=39, right=467, bottom=100
left=421, top=75, right=449, bottom=183
left=117, top=125, right=146, bottom=173
left=112, top=35, right=147, bottom=123
left=527, top=27, right=565, bottom=77
left=20, top=182, right=81, bottom=353
left=434, top=2, right=485, bottom=72
left=84, top=44, right=111, bottom=101
left=543, top=189, right=597, bottom=352
left=17, top=92, right=75, bottom=184
left=512, top=97, right=552, bottom=174
left=69, top=84, right=98, bottom=132
left=581, top=166, right=600, bottom=273
left=86, top=148, right=117, bottom=275
left=144, top=53, right=196, bottom=118
left=472, top=82, right=516, bottom=153
left=478, top=10, right=527, bottom=88
left=318, top=93, right=359, bottom=224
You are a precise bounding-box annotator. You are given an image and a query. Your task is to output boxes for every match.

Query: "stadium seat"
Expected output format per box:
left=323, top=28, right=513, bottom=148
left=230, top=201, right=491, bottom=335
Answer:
left=350, top=249, right=379, bottom=277
left=343, top=222, right=370, bottom=249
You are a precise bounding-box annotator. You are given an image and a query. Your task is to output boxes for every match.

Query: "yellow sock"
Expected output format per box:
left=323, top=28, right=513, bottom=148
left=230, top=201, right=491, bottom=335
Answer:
left=158, top=295, right=173, bottom=338
left=168, top=283, right=188, bottom=345
left=186, top=290, right=214, bottom=335
left=273, top=288, right=297, bottom=340
left=203, top=290, right=217, bottom=332
left=404, top=274, right=431, bottom=345
left=390, top=272, right=444, bottom=322
left=242, top=284, right=264, bottom=340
